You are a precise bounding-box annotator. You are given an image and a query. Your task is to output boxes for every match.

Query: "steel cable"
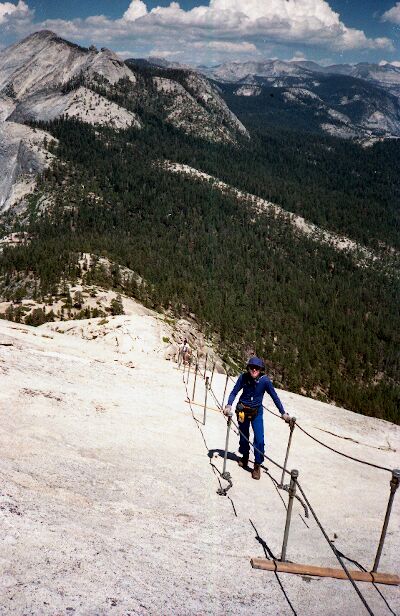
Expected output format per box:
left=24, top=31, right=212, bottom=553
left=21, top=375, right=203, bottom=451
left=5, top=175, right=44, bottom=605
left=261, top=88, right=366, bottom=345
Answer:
left=294, top=422, right=391, bottom=473
left=227, top=373, right=391, bottom=473
left=208, top=380, right=376, bottom=616
left=296, top=480, right=375, bottom=616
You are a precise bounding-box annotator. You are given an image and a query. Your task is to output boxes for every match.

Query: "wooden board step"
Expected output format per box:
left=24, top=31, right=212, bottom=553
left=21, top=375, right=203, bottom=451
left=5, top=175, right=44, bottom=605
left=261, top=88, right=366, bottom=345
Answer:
left=251, top=558, right=400, bottom=586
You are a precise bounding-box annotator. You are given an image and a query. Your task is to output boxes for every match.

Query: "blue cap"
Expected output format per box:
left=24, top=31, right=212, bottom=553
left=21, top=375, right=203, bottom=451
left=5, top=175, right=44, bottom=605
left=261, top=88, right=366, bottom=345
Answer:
left=247, top=356, right=265, bottom=370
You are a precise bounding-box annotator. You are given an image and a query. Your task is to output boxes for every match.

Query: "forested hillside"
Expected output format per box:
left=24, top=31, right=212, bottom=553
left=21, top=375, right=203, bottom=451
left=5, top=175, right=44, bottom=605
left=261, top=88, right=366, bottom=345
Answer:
left=79, top=64, right=400, bottom=249
left=0, top=115, right=398, bottom=423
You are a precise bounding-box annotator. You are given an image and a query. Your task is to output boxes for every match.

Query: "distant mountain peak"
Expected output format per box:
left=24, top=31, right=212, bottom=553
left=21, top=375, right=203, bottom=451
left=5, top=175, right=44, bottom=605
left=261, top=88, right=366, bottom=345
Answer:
left=20, top=29, right=88, bottom=52
left=25, top=29, right=58, bottom=41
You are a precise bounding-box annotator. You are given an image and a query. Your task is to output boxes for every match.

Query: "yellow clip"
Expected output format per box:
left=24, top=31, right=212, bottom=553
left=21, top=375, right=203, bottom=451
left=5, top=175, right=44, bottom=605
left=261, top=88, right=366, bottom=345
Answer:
left=238, top=411, right=245, bottom=423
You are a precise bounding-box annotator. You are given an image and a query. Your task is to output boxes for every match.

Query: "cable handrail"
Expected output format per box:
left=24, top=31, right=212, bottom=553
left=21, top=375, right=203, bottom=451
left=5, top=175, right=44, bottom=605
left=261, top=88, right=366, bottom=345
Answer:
left=205, top=379, right=376, bottom=616
left=226, top=373, right=392, bottom=474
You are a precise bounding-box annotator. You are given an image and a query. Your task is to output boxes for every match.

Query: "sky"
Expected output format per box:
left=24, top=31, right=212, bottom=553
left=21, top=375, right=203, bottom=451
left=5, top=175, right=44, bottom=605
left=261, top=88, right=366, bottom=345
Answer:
left=0, top=0, right=399, bottom=66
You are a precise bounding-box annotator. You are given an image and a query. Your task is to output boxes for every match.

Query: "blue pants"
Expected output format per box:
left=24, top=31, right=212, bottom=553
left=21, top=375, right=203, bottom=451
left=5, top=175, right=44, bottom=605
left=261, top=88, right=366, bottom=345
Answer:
left=238, top=406, right=265, bottom=465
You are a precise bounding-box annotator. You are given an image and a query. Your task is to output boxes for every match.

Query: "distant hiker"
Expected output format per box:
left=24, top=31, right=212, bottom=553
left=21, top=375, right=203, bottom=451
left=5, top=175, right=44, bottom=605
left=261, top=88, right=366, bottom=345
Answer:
left=224, top=357, right=290, bottom=480
left=180, top=338, right=191, bottom=365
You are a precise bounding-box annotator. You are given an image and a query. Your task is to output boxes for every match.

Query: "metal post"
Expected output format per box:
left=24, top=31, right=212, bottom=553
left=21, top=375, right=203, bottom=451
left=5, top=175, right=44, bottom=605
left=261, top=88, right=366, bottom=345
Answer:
left=281, top=469, right=299, bottom=562
left=221, top=373, right=229, bottom=408
left=222, top=416, right=232, bottom=477
left=209, top=362, right=216, bottom=389
left=203, top=377, right=209, bottom=425
left=204, top=353, right=208, bottom=379
left=186, top=358, right=191, bottom=385
left=279, top=417, right=297, bottom=487
left=372, top=469, right=400, bottom=572
left=192, top=362, right=198, bottom=401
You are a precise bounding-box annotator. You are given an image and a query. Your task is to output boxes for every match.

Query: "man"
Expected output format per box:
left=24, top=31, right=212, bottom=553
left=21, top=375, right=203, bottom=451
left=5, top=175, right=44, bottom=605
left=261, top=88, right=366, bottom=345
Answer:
left=180, top=338, right=191, bottom=365
left=224, top=356, right=290, bottom=480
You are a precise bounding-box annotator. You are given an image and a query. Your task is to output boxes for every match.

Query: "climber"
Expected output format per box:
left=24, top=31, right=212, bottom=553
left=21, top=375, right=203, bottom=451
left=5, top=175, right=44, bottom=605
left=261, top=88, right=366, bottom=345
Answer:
left=224, top=356, right=290, bottom=480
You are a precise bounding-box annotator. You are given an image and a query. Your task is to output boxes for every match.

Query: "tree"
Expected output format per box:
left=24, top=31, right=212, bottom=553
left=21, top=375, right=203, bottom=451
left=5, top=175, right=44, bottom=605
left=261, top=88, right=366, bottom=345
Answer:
left=73, top=290, right=84, bottom=308
left=25, top=308, right=47, bottom=326
left=110, top=295, right=124, bottom=315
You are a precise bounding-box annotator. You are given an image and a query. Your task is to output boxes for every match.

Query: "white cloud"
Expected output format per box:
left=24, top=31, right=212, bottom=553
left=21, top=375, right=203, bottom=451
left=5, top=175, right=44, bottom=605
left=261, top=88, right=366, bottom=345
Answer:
left=115, top=0, right=393, bottom=52
left=123, top=0, right=147, bottom=22
left=1, top=0, right=394, bottom=63
left=382, top=2, right=400, bottom=25
left=0, top=0, right=32, bottom=26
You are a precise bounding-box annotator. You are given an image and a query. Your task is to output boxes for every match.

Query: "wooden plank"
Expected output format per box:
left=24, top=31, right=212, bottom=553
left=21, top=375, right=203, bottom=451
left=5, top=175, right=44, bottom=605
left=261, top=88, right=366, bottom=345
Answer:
left=251, top=558, right=400, bottom=586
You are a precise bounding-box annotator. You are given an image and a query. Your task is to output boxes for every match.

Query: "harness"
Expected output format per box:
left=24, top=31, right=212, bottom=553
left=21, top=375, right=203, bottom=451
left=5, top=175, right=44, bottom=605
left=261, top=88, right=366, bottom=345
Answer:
left=236, top=402, right=258, bottom=423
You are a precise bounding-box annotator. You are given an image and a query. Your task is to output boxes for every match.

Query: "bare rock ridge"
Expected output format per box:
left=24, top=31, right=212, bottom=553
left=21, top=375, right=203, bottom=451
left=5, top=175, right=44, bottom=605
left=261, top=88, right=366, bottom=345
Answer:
left=160, top=160, right=400, bottom=271
left=0, top=311, right=399, bottom=614
left=0, top=30, right=247, bottom=140
left=0, top=30, right=249, bottom=211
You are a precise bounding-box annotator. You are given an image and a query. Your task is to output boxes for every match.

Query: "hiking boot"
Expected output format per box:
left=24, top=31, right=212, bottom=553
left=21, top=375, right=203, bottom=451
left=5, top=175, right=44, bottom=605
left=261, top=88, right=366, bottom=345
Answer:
left=252, top=464, right=261, bottom=480
left=238, top=456, right=249, bottom=468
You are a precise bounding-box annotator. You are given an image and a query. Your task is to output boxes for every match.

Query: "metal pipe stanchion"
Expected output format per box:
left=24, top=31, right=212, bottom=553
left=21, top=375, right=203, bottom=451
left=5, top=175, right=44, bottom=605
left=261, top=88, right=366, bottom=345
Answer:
left=204, top=353, right=208, bottom=379
left=192, top=362, right=198, bottom=401
left=186, top=359, right=191, bottom=385
left=372, top=468, right=400, bottom=572
left=222, top=416, right=232, bottom=478
left=209, top=361, right=216, bottom=388
left=279, top=417, right=297, bottom=488
left=203, top=376, right=209, bottom=425
left=221, top=373, right=229, bottom=408
left=281, top=469, right=299, bottom=562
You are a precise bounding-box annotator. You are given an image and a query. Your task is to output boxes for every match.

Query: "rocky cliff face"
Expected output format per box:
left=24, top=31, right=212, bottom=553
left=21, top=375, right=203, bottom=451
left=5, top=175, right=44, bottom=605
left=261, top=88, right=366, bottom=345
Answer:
left=0, top=31, right=136, bottom=99
left=0, top=31, right=140, bottom=127
left=0, top=122, right=55, bottom=214
left=0, top=31, right=142, bottom=211
left=0, top=31, right=249, bottom=211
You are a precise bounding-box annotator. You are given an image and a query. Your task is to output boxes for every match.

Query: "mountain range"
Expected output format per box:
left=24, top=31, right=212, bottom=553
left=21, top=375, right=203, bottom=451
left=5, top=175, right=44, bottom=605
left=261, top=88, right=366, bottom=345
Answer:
left=203, top=58, right=400, bottom=96
left=144, top=56, right=400, bottom=140
left=1, top=31, right=400, bottom=212
left=0, top=30, right=247, bottom=211
left=198, top=59, right=400, bottom=141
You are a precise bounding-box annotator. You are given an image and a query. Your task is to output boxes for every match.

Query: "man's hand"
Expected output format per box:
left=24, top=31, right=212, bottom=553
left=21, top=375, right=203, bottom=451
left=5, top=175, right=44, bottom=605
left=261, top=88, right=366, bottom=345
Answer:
left=281, top=412, right=291, bottom=423
left=224, top=404, right=233, bottom=417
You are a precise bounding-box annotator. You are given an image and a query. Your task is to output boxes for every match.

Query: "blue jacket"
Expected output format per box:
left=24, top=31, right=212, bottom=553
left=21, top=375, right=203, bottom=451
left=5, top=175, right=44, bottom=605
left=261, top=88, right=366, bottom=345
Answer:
left=227, top=372, right=285, bottom=414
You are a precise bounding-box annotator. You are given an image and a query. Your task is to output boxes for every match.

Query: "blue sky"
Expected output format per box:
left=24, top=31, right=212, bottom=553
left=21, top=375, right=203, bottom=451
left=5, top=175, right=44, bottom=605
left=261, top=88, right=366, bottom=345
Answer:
left=1, top=0, right=399, bottom=66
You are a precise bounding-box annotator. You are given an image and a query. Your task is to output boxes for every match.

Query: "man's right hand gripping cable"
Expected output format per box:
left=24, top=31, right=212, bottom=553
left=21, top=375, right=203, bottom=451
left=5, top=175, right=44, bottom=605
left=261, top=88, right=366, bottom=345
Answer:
left=223, top=404, right=233, bottom=417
